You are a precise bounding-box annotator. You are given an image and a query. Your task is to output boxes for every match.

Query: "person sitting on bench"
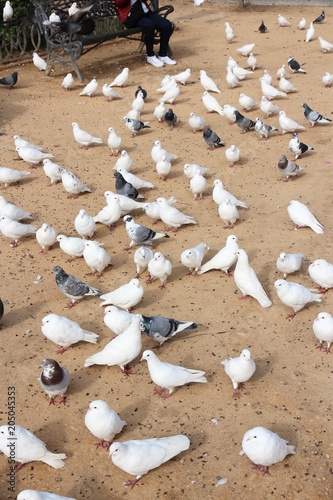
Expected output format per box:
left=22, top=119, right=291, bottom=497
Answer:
left=115, top=0, right=176, bottom=68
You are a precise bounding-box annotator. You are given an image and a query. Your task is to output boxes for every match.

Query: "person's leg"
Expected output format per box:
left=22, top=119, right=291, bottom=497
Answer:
left=144, top=12, right=173, bottom=57
left=136, top=15, right=156, bottom=57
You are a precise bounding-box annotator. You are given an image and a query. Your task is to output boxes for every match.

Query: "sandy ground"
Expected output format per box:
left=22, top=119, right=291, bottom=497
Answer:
left=0, top=1, right=333, bottom=499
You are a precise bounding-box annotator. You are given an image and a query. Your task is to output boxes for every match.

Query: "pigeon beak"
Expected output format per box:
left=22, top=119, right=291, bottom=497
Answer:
left=139, top=356, right=144, bottom=362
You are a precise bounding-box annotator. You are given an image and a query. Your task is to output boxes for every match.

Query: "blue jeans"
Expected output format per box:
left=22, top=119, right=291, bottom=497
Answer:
left=136, top=12, right=173, bottom=57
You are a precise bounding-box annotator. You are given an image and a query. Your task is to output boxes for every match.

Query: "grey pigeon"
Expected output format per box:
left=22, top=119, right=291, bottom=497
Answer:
left=301, top=102, right=332, bottom=127
left=52, top=265, right=101, bottom=308
left=287, top=56, right=306, bottom=74
left=255, top=117, right=278, bottom=139
left=203, top=126, right=225, bottom=149
left=313, top=10, right=325, bottom=23
left=123, top=215, right=169, bottom=249
left=164, top=108, right=177, bottom=128
left=135, top=85, right=147, bottom=99
left=38, top=358, right=70, bottom=406
left=278, top=155, right=304, bottom=180
left=0, top=71, right=18, bottom=88
left=114, top=172, right=142, bottom=199
left=124, top=117, right=150, bottom=136
left=288, top=132, right=314, bottom=159
left=141, top=314, right=198, bottom=346
left=233, top=110, right=256, bottom=132
left=258, top=20, right=267, bottom=33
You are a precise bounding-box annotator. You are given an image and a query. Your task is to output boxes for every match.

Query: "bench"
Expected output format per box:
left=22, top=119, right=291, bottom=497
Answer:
left=31, top=0, right=174, bottom=81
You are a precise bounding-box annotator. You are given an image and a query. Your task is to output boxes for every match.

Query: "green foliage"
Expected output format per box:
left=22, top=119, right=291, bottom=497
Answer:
left=0, top=0, right=35, bottom=21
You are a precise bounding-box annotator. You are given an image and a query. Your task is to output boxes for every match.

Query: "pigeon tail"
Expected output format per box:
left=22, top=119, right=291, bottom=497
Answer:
left=41, top=451, right=67, bottom=468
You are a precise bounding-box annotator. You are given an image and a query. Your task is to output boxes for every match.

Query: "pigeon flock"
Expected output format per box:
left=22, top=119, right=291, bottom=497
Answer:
left=1, top=3, right=333, bottom=498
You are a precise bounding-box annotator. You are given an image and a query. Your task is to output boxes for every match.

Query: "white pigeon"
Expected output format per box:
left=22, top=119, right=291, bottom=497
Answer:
left=94, top=195, right=122, bottom=228
left=225, top=27, right=234, bottom=43
left=234, top=249, right=272, bottom=307
left=247, top=53, right=257, bottom=70
left=305, top=22, right=315, bottom=43
left=298, top=17, right=307, bottom=30
left=240, top=427, right=295, bottom=474
left=0, top=195, right=32, bottom=221
left=17, top=490, right=76, bottom=500
left=99, top=278, right=144, bottom=309
left=233, top=65, right=253, bottom=80
left=83, top=240, right=112, bottom=277
left=212, top=179, right=247, bottom=208
left=199, top=70, right=221, bottom=93
left=141, top=197, right=176, bottom=223
left=198, top=234, right=239, bottom=276
left=43, top=159, right=66, bottom=185
left=109, top=435, right=190, bottom=488
left=201, top=91, right=224, bottom=115
left=13, top=134, right=44, bottom=151
left=36, top=223, right=57, bottom=252
left=134, top=246, right=154, bottom=277
left=156, top=156, right=171, bottom=180
left=227, top=56, right=238, bottom=69
left=276, top=252, right=303, bottom=279
left=276, top=64, right=286, bottom=79
left=313, top=312, right=333, bottom=353
left=156, top=76, right=176, bottom=92
left=16, top=146, right=53, bottom=165
left=322, top=72, right=333, bottom=87
left=61, top=170, right=92, bottom=198
left=113, top=150, right=133, bottom=171
left=107, top=127, right=122, bottom=155
left=104, top=306, right=133, bottom=335
left=274, top=279, right=322, bottom=318
left=223, top=104, right=238, bottom=123
left=85, top=400, right=127, bottom=448
left=287, top=200, right=324, bottom=234
left=41, top=313, right=99, bottom=353
left=153, top=100, right=166, bottom=122
left=151, top=140, right=177, bottom=163
left=141, top=350, right=207, bottom=398
left=104, top=190, right=143, bottom=215
left=183, top=163, right=208, bottom=179
left=238, top=93, right=257, bottom=111
left=173, top=68, right=191, bottom=85
left=156, top=197, right=196, bottom=229
left=260, top=77, right=287, bottom=100
left=109, top=67, right=129, bottom=87
left=49, top=12, right=61, bottom=23
left=74, top=209, right=95, bottom=238
left=279, top=75, right=297, bottom=93
left=160, top=83, right=180, bottom=104
left=68, top=2, right=79, bottom=15
left=318, top=36, right=333, bottom=53
left=225, top=145, right=240, bottom=166
left=236, top=43, right=255, bottom=56
left=0, top=215, right=37, bottom=247
left=262, top=69, right=272, bottom=85
left=126, top=107, right=141, bottom=121
left=278, top=111, right=305, bottom=134
left=62, top=72, right=75, bottom=90
left=83, top=314, right=143, bottom=373
left=147, top=251, right=172, bottom=288
left=102, top=83, right=121, bottom=100
left=33, top=52, right=47, bottom=71
left=188, top=112, right=206, bottom=132
left=260, top=96, right=280, bottom=117
left=56, top=234, right=86, bottom=261
left=116, top=167, right=154, bottom=190
left=131, top=91, right=145, bottom=112
left=308, top=259, right=333, bottom=292
left=190, top=170, right=207, bottom=200
left=180, top=243, right=210, bottom=275
left=218, top=199, right=239, bottom=228
left=0, top=425, right=67, bottom=469
left=72, top=122, right=102, bottom=147
left=0, top=166, right=30, bottom=188
left=221, top=348, right=256, bottom=397
left=225, top=21, right=233, bottom=35
left=3, top=1, right=13, bottom=21
left=278, top=14, right=291, bottom=27
left=226, top=66, right=241, bottom=88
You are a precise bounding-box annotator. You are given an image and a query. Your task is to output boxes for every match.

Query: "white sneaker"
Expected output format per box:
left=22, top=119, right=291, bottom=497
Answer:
left=147, top=55, right=164, bottom=68
left=158, top=56, right=177, bottom=65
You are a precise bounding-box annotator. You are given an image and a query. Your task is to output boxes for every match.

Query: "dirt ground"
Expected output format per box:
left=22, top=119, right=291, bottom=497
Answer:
left=0, top=1, right=333, bottom=499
